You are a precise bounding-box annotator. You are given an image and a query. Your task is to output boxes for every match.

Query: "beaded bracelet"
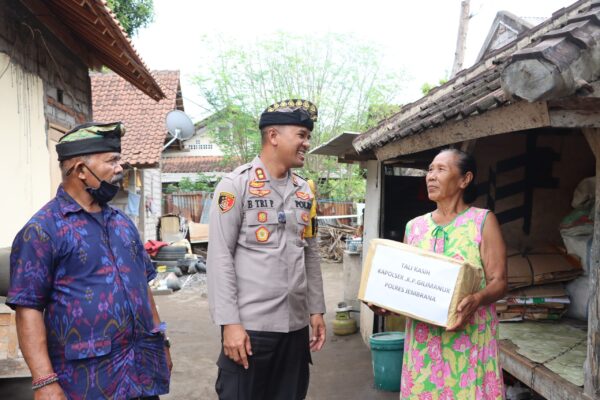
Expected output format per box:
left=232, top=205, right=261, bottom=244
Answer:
left=32, top=372, right=59, bottom=391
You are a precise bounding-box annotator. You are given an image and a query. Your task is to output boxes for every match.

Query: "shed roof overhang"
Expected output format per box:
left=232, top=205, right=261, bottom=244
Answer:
left=353, top=0, right=600, bottom=161
left=309, top=131, right=375, bottom=163
left=21, top=0, right=165, bottom=101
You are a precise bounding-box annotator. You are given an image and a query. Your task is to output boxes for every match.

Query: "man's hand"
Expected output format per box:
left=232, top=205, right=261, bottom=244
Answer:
left=34, top=382, right=67, bottom=400
left=446, top=293, right=481, bottom=332
left=309, top=314, right=326, bottom=352
left=223, top=324, right=252, bottom=369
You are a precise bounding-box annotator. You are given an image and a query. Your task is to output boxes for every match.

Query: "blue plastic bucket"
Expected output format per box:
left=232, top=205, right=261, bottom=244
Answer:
left=369, top=331, right=405, bottom=392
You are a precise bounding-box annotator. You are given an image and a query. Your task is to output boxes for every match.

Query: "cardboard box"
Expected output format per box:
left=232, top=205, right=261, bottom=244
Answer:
left=358, top=239, right=483, bottom=328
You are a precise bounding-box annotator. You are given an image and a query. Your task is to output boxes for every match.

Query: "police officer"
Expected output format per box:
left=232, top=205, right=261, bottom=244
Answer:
left=207, top=99, right=326, bottom=400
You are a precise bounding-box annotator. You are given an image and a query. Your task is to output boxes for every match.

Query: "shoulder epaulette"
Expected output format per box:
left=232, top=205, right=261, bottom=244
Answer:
left=231, top=162, right=253, bottom=176
left=292, top=172, right=307, bottom=182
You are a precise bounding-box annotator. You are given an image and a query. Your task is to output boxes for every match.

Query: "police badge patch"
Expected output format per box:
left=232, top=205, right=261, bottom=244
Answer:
left=301, top=212, right=310, bottom=223
left=218, top=192, right=235, bottom=213
left=295, top=191, right=310, bottom=200
left=255, top=168, right=266, bottom=181
left=255, top=226, right=270, bottom=242
left=249, top=189, right=271, bottom=197
left=249, top=180, right=265, bottom=188
left=258, top=211, right=268, bottom=223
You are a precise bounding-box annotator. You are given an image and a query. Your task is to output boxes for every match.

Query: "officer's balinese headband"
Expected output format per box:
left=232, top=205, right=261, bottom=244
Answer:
left=56, top=122, right=124, bottom=161
left=258, top=99, right=318, bottom=131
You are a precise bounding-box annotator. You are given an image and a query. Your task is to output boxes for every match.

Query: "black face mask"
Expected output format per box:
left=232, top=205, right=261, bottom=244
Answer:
left=83, top=165, right=121, bottom=205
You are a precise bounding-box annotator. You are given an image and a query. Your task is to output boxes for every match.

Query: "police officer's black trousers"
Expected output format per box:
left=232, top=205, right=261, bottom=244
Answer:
left=215, top=326, right=311, bottom=400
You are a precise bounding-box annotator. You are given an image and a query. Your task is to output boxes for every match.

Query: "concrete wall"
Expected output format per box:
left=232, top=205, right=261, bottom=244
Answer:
left=109, top=168, right=161, bottom=242
left=0, top=54, right=47, bottom=247
left=141, top=168, right=162, bottom=241
left=0, top=0, right=91, bottom=129
left=359, top=160, right=382, bottom=344
left=0, top=0, right=91, bottom=247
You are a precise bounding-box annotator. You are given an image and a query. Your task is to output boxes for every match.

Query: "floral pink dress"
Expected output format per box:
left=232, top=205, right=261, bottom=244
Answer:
left=401, top=207, right=504, bottom=400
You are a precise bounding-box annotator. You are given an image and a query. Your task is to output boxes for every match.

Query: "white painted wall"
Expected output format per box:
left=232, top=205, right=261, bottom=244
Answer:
left=360, top=160, right=382, bottom=344
left=162, top=125, right=224, bottom=157
left=142, top=168, right=161, bottom=241
left=0, top=55, right=49, bottom=247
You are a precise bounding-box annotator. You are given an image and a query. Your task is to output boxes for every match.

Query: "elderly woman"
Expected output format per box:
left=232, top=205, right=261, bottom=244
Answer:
left=394, top=148, right=507, bottom=399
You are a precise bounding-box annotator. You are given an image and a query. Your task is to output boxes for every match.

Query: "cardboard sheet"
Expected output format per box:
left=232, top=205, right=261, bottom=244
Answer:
left=507, top=250, right=582, bottom=289
left=497, top=284, right=570, bottom=321
left=189, top=222, right=209, bottom=243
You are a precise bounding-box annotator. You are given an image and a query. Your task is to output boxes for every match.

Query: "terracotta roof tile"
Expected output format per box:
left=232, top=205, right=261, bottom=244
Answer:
left=161, top=156, right=233, bottom=173
left=91, top=70, right=181, bottom=167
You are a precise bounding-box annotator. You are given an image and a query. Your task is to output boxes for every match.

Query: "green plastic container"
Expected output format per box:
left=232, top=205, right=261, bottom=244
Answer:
left=369, top=332, right=405, bottom=392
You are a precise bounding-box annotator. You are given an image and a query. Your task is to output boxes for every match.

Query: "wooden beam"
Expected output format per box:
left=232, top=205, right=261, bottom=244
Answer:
left=338, top=152, right=376, bottom=163
left=500, top=341, right=593, bottom=400
left=583, top=127, right=600, bottom=398
left=19, top=0, right=91, bottom=64
left=374, top=101, right=551, bottom=161
left=549, top=97, right=600, bottom=129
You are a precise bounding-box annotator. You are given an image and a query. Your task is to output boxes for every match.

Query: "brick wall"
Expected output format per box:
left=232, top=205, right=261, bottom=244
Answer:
left=0, top=0, right=92, bottom=131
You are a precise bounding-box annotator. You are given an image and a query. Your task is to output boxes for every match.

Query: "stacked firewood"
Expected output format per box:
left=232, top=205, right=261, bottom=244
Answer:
left=318, top=224, right=357, bottom=262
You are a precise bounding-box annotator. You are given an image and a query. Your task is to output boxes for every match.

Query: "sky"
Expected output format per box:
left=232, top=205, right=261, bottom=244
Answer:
left=132, top=0, right=577, bottom=122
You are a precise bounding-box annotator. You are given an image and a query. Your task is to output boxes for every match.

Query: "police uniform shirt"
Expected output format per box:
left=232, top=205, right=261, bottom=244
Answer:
left=207, top=156, right=326, bottom=333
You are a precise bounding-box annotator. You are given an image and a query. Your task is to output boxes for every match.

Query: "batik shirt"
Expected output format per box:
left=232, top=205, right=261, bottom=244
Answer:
left=7, top=186, right=169, bottom=400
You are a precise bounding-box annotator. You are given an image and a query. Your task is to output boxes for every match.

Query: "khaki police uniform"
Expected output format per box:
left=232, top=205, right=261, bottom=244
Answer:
left=207, top=156, right=325, bottom=331
left=207, top=156, right=326, bottom=400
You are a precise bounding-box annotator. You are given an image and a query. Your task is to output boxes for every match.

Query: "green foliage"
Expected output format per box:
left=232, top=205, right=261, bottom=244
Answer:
left=194, top=33, right=405, bottom=201
left=106, top=0, right=154, bottom=37
left=366, top=103, right=402, bottom=128
left=164, top=184, right=179, bottom=194
left=202, top=106, right=259, bottom=164
left=164, top=173, right=216, bottom=193
left=323, top=167, right=367, bottom=203
left=421, top=77, right=449, bottom=96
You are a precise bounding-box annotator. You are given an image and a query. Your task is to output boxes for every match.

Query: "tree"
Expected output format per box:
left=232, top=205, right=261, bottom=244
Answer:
left=107, top=0, right=154, bottom=37
left=450, top=0, right=472, bottom=78
left=193, top=33, right=405, bottom=201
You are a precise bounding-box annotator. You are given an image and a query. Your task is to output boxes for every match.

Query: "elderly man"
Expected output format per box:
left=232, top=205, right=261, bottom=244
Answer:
left=7, top=122, right=171, bottom=399
left=207, top=99, right=326, bottom=400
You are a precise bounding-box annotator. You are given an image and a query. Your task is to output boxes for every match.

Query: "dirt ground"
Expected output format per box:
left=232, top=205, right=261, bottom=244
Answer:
left=158, top=260, right=397, bottom=400
left=0, top=260, right=399, bottom=399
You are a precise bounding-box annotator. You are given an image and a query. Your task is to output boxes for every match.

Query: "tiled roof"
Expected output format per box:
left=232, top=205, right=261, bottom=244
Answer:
left=24, top=0, right=164, bottom=100
left=353, top=0, right=592, bottom=155
left=161, top=156, right=233, bottom=173
left=91, top=70, right=181, bottom=167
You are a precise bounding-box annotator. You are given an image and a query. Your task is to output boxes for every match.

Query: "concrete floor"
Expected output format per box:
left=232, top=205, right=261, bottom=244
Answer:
left=0, top=261, right=399, bottom=399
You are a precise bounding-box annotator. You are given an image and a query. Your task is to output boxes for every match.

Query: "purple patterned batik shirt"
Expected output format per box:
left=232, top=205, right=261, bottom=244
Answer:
left=7, top=186, right=169, bottom=399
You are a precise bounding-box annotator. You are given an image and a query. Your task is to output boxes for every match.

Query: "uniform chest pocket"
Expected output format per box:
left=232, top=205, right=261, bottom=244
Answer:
left=245, top=209, right=280, bottom=248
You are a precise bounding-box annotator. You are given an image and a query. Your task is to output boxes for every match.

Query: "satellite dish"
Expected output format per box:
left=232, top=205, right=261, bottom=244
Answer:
left=163, top=110, right=195, bottom=150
